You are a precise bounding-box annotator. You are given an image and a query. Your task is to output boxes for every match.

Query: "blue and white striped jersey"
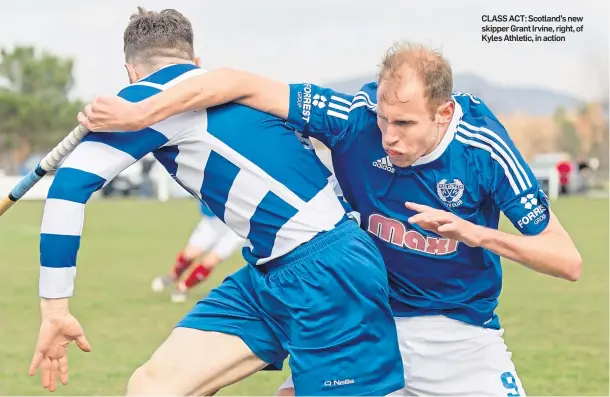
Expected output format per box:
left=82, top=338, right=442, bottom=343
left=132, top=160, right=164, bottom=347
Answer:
left=199, top=201, right=215, bottom=218
left=286, top=82, right=551, bottom=329
left=39, top=64, right=347, bottom=299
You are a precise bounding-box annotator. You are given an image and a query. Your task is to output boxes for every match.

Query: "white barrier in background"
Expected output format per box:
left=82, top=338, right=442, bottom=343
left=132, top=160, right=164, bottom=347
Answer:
left=0, top=171, right=55, bottom=200
left=153, top=163, right=561, bottom=202
left=0, top=164, right=561, bottom=202
left=532, top=166, right=560, bottom=200
left=549, top=167, right=559, bottom=200
left=150, top=162, right=191, bottom=201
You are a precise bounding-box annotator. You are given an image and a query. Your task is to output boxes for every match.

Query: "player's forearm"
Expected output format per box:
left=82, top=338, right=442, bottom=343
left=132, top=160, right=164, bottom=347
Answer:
left=39, top=161, right=99, bottom=299
left=140, top=68, right=290, bottom=127
left=40, top=180, right=87, bottom=299
left=141, top=68, right=241, bottom=123
left=40, top=205, right=80, bottom=299
left=477, top=224, right=582, bottom=281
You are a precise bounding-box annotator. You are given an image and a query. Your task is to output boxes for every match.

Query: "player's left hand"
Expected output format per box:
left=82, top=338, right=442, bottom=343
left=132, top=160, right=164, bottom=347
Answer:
left=29, top=309, right=91, bottom=392
left=405, top=202, right=484, bottom=247
left=78, top=95, right=145, bottom=132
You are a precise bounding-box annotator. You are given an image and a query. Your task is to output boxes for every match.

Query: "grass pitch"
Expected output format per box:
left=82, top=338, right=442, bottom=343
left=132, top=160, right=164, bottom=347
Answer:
left=0, top=196, right=607, bottom=395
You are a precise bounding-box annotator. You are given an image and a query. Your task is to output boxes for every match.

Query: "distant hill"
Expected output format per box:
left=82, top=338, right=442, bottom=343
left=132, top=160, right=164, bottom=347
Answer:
left=326, top=73, right=583, bottom=116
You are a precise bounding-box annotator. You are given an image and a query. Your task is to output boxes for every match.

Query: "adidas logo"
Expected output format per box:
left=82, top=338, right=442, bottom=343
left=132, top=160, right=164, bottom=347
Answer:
left=372, top=156, right=395, bottom=173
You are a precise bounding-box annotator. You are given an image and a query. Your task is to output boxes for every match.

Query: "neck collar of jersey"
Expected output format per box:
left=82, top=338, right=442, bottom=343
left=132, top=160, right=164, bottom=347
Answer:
left=135, top=63, right=178, bottom=82
left=410, top=99, right=464, bottom=167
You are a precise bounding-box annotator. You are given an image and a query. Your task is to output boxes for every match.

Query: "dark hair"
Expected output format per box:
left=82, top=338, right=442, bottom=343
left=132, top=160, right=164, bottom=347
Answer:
left=123, top=7, right=194, bottom=63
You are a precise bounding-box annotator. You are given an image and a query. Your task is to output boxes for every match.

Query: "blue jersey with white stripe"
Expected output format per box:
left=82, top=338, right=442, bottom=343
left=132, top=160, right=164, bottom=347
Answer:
left=38, top=64, right=347, bottom=298
left=286, top=82, right=551, bottom=329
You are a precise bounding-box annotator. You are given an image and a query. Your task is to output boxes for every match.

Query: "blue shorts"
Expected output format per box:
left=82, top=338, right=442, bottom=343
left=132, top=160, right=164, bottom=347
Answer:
left=177, top=220, right=404, bottom=396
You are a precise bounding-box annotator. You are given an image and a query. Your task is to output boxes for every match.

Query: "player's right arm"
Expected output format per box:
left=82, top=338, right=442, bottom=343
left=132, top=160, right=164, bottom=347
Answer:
left=39, top=130, right=164, bottom=300
left=30, top=85, right=170, bottom=390
left=80, top=68, right=363, bottom=150
left=150, top=68, right=292, bottom=121
left=40, top=85, right=169, bottom=301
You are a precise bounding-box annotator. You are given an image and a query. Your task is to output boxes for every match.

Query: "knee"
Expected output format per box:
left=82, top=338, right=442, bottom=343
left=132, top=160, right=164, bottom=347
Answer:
left=126, top=360, right=217, bottom=396
left=201, top=252, right=222, bottom=268
left=183, top=246, right=204, bottom=261
left=126, top=362, right=169, bottom=396
left=125, top=364, right=151, bottom=396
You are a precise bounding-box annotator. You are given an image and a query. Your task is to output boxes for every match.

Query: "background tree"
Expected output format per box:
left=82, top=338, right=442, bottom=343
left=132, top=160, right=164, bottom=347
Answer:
left=553, top=105, right=581, bottom=158
left=0, top=46, right=84, bottom=170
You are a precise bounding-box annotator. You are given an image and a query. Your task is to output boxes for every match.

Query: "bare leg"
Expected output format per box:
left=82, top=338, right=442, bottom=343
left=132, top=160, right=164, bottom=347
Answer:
left=276, top=387, right=296, bottom=396
left=126, top=328, right=268, bottom=396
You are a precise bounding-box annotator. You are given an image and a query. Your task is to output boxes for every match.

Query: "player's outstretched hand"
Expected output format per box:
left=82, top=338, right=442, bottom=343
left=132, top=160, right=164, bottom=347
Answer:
left=29, top=310, right=91, bottom=392
left=78, top=95, right=144, bottom=132
left=405, top=202, right=484, bottom=247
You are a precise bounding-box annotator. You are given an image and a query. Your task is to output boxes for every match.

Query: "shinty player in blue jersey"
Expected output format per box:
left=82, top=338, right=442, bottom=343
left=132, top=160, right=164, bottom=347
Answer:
left=27, top=8, right=404, bottom=396
left=82, top=41, right=583, bottom=396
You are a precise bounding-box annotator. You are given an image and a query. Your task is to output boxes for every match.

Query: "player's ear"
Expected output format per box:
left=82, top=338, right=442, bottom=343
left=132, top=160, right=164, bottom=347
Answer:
left=124, top=63, right=139, bottom=84
left=436, top=100, right=454, bottom=127
left=194, top=56, right=201, bottom=67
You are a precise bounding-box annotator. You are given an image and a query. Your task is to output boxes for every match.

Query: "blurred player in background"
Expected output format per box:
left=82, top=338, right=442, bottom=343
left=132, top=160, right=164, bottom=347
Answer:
left=29, top=7, right=404, bottom=396
left=83, top=42, right=583, bottom=396
left=152, top=201, right=244, bottom=303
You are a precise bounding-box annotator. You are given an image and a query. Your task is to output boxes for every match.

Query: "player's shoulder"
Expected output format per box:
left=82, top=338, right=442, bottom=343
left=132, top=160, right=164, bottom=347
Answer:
left=331, top=81, right=378, bottom=129
left=118, top=64, right=205, bottom=103
left=302, top=81, right=378, bottom=141
left=351, top=82, right=378, bottom=116
left=118, top=64, right=209, bottom=142
left=354, top=82, right=378, bottom=106
left=452, top=92, right=517, bottom=167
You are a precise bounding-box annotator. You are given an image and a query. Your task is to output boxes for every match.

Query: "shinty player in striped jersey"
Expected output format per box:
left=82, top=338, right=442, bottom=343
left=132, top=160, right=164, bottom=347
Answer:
left=82, top=42, right=583, bottom=396
left=28, top=8, right=405, bottom=396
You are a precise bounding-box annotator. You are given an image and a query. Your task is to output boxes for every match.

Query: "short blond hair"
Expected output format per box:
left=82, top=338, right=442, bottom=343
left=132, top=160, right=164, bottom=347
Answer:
left=378, top=41, right=453, bottom=116
left=123, top=7, right=194, bottom=64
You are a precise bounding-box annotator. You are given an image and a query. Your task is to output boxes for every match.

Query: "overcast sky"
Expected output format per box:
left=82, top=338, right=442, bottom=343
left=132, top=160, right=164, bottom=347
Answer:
left=0, top=0, right=607, bottom=101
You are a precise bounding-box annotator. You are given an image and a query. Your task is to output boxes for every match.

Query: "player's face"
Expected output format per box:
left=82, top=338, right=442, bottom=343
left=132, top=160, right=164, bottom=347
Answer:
left=376, top=75, right=451, bottom=168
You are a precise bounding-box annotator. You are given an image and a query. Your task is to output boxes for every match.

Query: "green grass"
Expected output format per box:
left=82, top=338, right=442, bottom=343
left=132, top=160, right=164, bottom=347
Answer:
left=0, top=197, right=607, bottom=395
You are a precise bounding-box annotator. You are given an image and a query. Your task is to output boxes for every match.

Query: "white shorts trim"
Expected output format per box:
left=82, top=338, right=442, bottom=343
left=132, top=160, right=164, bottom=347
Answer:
left=278, top=316, right=525, bottom=397
left=278, top=375, right=294, bottom=391
left=390, top=315, right=526, bottom=396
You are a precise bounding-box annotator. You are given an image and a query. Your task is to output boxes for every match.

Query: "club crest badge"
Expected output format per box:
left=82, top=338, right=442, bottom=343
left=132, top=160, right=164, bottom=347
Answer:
left=436, top=178, right=464, bottom=208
